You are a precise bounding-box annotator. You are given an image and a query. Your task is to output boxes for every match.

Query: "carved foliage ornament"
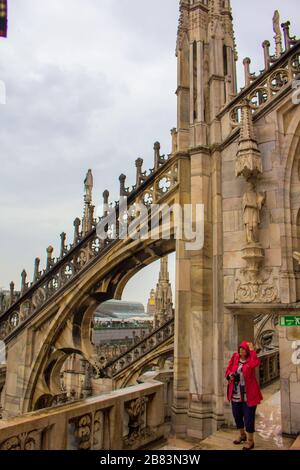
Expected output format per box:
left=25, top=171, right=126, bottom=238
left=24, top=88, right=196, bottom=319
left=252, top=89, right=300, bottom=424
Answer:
left=124, top=396, right=149, bottom=447
left=0, top=429, right=44, bottom=450
left=235, top=268, right=279, bottom=304
left=72, top=413, right=92, bottom=450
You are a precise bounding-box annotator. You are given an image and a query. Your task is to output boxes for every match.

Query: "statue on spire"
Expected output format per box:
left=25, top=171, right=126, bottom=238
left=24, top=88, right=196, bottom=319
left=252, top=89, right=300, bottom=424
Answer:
left=273, top=10, right=283, bottom=58
left=82, top=169, right=94, bottom=236
left=84, top=169, right=93, bottom=205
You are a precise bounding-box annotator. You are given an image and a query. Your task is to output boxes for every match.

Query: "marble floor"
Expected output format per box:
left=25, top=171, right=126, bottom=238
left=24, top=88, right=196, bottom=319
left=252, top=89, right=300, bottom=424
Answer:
left=155, top=381, right=295, bottom=451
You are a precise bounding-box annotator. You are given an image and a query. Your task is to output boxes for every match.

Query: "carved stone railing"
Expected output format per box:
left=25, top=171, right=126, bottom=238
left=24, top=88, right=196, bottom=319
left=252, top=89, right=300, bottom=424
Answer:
left=0, top=381, right=165, bottom=450
left=100, top=316, right=174, bottom=378
left=0, top=153, right=181, bottom=343
left=258, top=349, right=280, bottom=387
left=220, top=41, right=300, bottom=134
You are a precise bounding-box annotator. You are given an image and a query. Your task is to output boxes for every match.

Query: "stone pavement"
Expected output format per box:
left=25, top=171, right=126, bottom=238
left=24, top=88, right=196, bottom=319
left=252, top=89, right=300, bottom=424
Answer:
left=155, top=381, right=296, bottom=451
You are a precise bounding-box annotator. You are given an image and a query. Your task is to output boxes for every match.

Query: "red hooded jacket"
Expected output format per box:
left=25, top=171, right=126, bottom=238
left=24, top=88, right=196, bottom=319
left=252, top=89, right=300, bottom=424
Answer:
left=225, top=341, right=263, bottom=407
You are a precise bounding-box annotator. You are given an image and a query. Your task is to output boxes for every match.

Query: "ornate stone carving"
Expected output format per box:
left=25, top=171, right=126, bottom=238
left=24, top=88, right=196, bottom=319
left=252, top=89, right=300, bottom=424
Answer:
left=235, top=100, right=263, bottom=180
left=124, top=396, right=149, bottom=447
left=71, top=413, right=92, bottom=450
left=242, top=182, right=266, bottom=245
left=235, top=268, right=279, bottom=304
left=293, top=252, right=300, bottom=265
left=93, top=410, right=103, bottom=449
left=176, top=1, right=189, bottom=55
left=32, top=287, right=47, bottom=310
left=0, top=430, right=43, bottom=450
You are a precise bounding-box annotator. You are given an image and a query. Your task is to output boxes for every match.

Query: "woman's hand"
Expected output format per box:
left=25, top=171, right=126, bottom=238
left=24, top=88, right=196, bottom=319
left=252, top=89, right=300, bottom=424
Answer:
left=247, top=342, right=255, bottom=351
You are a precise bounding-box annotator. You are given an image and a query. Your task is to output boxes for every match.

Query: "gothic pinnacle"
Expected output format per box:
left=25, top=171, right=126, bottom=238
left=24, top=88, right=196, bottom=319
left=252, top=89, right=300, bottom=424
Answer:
left=73, top=218, right=81, bottom=244
left=235, top=100, right=263, bottom=180
left=33, top=257, right=41, bottom=282
left=46, top=246, right=54, bottom=271
left=21, top=270, right=27, bottom=294
left=9, top=281, right=15, bottom=307
left=119, top=174, right=127, bottom=197
left=273, top=10, right=283, bottom=58
left=60, top=232, right=67, bottom=258
left=103, top=190, right=110, bottom=217
left=84, top=169, right=93, bottom=205
left=281, top=21, right=297, bottom=51
left=262, top=40, right=271, bottom=71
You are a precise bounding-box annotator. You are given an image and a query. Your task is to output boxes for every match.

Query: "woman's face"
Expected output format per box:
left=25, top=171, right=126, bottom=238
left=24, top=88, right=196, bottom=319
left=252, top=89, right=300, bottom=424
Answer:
left=239, top=347, right=248, bottom=359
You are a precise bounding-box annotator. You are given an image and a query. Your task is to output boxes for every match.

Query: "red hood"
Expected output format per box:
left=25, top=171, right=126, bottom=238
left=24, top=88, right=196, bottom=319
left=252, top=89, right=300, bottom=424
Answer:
left=239, top=341, right=250, bottom=354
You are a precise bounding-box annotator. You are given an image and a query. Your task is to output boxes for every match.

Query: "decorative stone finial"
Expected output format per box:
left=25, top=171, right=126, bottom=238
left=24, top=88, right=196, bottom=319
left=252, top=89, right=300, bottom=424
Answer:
left=262, top=40, right=271, bottom=71
left=171, top=128, right=178, bottom=154
left=103, top=190, right=109, bottom=205
left=73, top=218, right=81, bottom=244
left=135, top=158, right=144, bottom=188
left=84, top=169, right=93, bottom=205
left=60, top=232, right=67, bottom=258
left=154, top=142, right=162, bottom=170
left=82, top=170, right=94, bottom=236
left=235, top=100, right=263, bottom=180
left=243, top=58, right=257, bottom=88
left=119, top=174, right=128, bottom=197
left=21, top=270, right=27, bottom=295
left=273, top=10, right=283, bottom=58
left=281, top=21, right=297, bottom=51
left=46, top=246, right=54, bottom=271
left=103, top=190, right=110, bottom=217
left=33, top=257, right=41, bottom=282
left=9, top=281, right=14, bottom=306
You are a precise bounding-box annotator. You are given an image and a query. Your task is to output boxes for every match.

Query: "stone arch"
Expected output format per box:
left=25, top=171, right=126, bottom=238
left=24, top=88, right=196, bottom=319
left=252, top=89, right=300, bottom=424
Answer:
left=114, top=340, right=174, bottom=389
left=23, top=293, right=98, bottom=412
left=22, top=238, right=176, bottom=412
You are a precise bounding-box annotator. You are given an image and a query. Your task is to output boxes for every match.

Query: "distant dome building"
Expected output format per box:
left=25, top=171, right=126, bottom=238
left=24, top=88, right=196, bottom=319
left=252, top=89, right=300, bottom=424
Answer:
left=94, top=300, right=147, bottom=321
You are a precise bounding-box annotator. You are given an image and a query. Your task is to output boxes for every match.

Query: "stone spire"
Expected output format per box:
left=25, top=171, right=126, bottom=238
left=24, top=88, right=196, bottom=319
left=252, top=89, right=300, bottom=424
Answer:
left=175, top=0, right=237, bottom=151
left=84, top=169, right=93, bottom=204
left=273, top=10, right=283, bottom=58
left=82, top=169, right=94, bottom=236
left=176, top=0, right=190, bottom=56
left=159, top=256, right=169, bottom=283
left=235, top=100, right=263, bottom=180
left=154, top=256, right=173, bottom=328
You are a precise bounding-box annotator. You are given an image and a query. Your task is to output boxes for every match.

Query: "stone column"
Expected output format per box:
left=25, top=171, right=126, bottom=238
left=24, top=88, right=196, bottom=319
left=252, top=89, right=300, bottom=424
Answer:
left=186, top=148, right=214, bottom=439
left=172, top=155, right=191, bottom=437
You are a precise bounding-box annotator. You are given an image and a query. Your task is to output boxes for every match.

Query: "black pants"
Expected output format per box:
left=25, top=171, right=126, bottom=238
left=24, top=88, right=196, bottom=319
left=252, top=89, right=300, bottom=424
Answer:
left=231, top=401, right=257, bottom=433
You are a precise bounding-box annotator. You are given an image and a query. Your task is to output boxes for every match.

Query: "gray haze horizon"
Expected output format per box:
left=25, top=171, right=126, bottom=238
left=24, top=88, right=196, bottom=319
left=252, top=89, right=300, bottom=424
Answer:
left=0, top=0, right=299, bottom=306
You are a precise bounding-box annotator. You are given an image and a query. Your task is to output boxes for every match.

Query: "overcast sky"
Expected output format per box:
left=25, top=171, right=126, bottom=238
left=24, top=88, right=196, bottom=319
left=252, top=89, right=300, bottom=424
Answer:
left=0, top=0, right=299, bottom=306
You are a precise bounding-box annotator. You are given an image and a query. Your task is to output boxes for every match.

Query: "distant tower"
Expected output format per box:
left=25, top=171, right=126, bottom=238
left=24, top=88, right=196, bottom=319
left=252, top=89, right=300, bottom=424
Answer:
left=154, top=256, right=173, bottom=328
left=147, top=289, right=156, bottom=316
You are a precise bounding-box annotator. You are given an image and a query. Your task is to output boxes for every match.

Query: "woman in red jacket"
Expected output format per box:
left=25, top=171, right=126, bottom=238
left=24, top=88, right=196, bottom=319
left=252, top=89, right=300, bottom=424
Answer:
left=226, top=341, right=263, bottom=450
